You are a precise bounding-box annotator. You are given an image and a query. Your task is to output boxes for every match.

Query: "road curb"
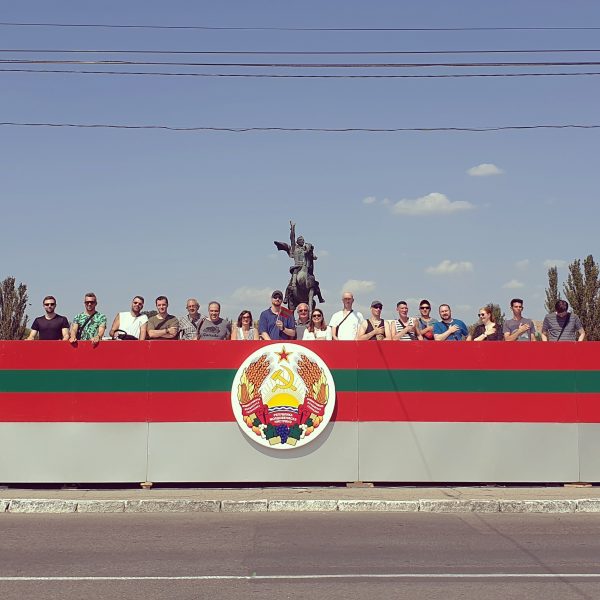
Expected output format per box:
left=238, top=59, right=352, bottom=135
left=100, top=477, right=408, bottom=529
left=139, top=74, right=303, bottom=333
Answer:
left=3, top=498, right=600, bottom=514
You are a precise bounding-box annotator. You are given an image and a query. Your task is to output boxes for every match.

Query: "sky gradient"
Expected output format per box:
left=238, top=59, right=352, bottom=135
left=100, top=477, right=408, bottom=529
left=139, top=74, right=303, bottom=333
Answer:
left=1, top=1, right=599, bottom=326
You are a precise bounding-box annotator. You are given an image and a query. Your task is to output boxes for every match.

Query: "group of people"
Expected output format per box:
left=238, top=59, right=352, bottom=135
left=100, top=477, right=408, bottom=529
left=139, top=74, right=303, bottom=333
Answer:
left=25, top=291, right=586, bottom=343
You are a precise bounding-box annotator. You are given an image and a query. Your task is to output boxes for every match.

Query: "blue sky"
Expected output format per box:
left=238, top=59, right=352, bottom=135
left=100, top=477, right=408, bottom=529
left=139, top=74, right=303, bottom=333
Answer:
left=1, top=1, right=599, bottom=325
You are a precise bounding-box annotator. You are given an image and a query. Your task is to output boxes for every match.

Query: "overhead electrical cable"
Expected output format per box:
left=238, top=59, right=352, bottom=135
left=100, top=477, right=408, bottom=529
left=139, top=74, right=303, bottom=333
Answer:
left=2, top=48, right=600, bottom=56
left=2, top=68, right=600, bottom=79
left=2, top=59, right=600, bottom=68
left=1, top=22, right=600, bottom=32
left=1, top=122, right=599, bottom=133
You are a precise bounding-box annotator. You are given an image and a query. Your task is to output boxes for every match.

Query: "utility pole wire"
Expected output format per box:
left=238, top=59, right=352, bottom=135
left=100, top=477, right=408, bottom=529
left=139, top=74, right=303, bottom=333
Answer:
left=1, top=122, right=599, bottom=133
left=2, top=68, right=600, bottom=79
left=3, top=59, right=600, bottom=68
left=1, top=22, right=600, bottom=32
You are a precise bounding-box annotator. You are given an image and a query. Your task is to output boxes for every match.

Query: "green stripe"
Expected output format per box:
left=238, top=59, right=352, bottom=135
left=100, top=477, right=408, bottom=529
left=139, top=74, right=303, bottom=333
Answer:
left=0, top=369, right=599, bottom=393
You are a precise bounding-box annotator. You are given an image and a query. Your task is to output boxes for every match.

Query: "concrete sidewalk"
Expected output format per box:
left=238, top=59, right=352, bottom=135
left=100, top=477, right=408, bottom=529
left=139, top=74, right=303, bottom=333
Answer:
left=2, top=485, right=600, bottom=514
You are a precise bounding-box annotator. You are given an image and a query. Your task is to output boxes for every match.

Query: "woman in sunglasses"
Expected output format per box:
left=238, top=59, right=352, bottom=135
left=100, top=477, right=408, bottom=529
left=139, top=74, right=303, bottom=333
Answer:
left=302, top=309, right=332, bottom=340
left=467, top=306, right=504, bottom=341
left=231, top=310, right=259, bottom=340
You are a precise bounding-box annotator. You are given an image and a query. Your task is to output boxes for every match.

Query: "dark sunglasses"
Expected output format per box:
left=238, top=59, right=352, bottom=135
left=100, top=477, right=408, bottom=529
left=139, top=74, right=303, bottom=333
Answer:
left=372, top=304, right=383, bottom=310
left=420, top=305, right=430, bottom=310
left=478, top=313, right=486, bottom=317
left=44, top=302, right=56, bottom=307
left=272, top=294, right=283, bottom=300
left=84, top=300, right=96, bottom=305
left=312, top=313, right=323, bottom=318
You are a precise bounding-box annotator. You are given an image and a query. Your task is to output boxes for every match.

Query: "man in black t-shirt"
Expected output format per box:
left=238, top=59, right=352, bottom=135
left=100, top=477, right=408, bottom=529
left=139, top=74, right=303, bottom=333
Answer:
left=26, top=296, right=70, bottom=341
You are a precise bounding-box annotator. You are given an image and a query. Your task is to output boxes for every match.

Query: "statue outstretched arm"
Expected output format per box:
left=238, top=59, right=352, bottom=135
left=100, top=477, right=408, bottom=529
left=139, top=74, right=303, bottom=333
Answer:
left=289, top=221, right=296, bottom=249
left=274, top=240, right=291, bottom=256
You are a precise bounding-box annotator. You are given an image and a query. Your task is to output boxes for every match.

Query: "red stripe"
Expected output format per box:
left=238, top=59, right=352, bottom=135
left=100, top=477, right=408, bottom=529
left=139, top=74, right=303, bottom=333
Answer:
left=357, top=392, right=583, bottom=422
left=0, top=341, right=359, bottom=370
left=0, top=392, right=358, bottom=423
left=1, top=391, right=599, bottom=423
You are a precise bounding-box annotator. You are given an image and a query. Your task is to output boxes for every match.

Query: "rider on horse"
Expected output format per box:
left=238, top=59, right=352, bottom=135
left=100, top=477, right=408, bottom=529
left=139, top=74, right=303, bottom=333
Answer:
left=274, top=222, right=325, bottom=307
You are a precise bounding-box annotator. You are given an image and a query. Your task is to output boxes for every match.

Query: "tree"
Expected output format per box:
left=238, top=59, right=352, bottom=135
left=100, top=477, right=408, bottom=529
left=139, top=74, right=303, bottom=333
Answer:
left=563, top=255, right=600, bottom=341
left=545, top=266, right=560, bottom=313
left=0, top=276, right=29, bottom=340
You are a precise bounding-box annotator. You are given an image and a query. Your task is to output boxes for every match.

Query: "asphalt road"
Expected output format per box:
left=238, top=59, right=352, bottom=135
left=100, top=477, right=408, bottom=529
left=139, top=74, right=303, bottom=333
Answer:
left=1, top=512, right=600, bottom=599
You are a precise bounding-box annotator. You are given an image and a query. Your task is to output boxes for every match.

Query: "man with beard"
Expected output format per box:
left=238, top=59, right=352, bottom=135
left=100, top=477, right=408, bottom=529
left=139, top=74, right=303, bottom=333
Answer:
left=26, top=296, right=70, bottom=340
left=109, top=296, right=148, bottom=340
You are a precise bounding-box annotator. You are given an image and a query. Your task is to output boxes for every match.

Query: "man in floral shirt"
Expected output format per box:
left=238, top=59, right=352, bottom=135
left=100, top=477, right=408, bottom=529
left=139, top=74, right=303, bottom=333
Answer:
left=69, top=292, right=107, bottom=345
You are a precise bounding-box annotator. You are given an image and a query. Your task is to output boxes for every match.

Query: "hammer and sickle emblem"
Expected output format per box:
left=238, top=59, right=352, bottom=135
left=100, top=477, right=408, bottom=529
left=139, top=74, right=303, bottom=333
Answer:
left=271, top=366, right=298, bottom=392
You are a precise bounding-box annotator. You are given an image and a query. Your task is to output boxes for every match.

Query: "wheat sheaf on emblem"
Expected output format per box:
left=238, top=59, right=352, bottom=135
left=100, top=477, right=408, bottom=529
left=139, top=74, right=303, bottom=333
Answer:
left=237, top=354, right=269, bottom=405
left=297, top=355, right=329, bottom=430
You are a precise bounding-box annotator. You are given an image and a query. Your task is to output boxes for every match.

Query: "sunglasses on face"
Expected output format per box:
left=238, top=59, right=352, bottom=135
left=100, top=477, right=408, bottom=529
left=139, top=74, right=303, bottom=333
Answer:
left=272, top=295, right=283, bottom=300
left=85, top=301, right=96, bottom=305
left=478, top=313, right=486, bottom=317
left=312, top=313, right=323, bottom=318
left=420, top=306, right=430, bottom=310
left=44, top=303, right=56, bottom=307
left=373, top=305, right=383, bottom=310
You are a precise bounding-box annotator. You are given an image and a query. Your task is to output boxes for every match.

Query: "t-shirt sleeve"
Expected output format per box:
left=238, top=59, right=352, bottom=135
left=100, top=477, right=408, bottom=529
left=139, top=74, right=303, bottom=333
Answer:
left=285, top=314, right=296, bottom=331
left=432, top=322, right=443, bottom=335
left=542, top=316, right=549, bottom=332
left=99, top=313, right=107, bottom=326
left=31, top=317, right=40, bottom=332
left=502, top=321, right=510, bottom=334
left=61, top=316, right=70, bottom=329
left=573, top=315, right=583, bottom=330
left=528, top=319, right=536, bottom=334
left=459, top=321, right=468, bottom=336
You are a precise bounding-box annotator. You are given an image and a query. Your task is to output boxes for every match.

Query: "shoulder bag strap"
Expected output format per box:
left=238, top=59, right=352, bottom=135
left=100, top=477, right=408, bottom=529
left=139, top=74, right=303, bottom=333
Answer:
left=556, top=313, right=571, bottom=341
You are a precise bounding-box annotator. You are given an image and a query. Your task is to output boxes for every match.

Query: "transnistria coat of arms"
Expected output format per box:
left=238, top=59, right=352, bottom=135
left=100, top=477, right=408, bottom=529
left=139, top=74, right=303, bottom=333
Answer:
left=231, top=343, right=336, bottom=450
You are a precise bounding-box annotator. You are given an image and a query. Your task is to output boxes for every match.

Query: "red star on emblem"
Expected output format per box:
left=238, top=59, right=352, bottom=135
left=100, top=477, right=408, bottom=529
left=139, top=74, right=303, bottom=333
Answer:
left=275, top=346, right=292, bottom=363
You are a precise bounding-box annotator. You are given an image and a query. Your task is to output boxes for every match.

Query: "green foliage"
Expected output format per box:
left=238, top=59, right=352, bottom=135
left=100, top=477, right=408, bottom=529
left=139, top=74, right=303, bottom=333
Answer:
left=563, top=255, right=600, bottom=341
left=142, top=310, right=158, bottom=318
left=0, top=276, right=29, bottom=340
left=545, top=266, right=560, bottom=313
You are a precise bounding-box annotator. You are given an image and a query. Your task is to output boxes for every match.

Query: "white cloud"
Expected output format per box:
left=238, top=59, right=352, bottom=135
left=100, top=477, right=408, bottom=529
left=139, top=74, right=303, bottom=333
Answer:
left=503, top=279, right=525, bottom=289
left=382, top=198, right=391, bottom=205
left=543, top=259, right=567, bottom=268
left=515, top=259, right=530, bottom=270
left=425, top=260, right=474, bottom=276
left=362, top=196, right=377, bottom=204
left=391, top=193, right=474, bottom=216
left=340, top=279, right=375, bottom=294
left=231, top=286, right=273, bottom=304
left=467, top=163, right=504, bottom=176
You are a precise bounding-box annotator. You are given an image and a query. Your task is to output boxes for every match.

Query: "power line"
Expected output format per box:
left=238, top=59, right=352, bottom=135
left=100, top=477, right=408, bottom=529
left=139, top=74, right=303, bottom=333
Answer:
left=3, top=68, right=600, bottom=79
left=1, top=22, right=600, bottom=32
left=2, top=59, right=600, bottom=68
left=1, top=122, right=599, bottom=133
left=2, top=48, right=600, bottom=56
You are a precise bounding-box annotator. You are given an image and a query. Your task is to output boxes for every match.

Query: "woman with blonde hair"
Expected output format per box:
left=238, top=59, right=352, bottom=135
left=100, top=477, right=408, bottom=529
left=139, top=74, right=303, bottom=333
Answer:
left=467, top=305, right=504, bottom=341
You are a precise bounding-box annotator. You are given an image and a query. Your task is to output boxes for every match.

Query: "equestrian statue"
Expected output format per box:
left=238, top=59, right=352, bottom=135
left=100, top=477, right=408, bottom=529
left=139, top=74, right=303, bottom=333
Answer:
left=274, top=221, right=325, bottom=313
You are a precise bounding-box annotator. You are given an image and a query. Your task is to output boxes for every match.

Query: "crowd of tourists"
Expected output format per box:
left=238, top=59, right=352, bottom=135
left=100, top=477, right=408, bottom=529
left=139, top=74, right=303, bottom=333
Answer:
left=25, top=290, right=585, bottom=344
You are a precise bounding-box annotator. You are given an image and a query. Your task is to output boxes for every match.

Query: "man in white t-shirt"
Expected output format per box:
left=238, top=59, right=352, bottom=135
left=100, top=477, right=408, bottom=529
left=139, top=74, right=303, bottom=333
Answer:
left=109, top=296, right=148, bottom=340
left=329, top=291, right=364, bottom=340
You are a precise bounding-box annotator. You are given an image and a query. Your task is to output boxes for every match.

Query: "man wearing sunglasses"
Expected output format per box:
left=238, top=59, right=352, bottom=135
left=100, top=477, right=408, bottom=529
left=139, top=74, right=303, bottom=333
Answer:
left=259, top=290, right=296, bottom=340
left=109, top=296, right=148, bottom=340
left=69, top=292, right=107, bottom=345
left=26, top=296, right=70, bottom=340
left=414, top=299, right=437, bottom=341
